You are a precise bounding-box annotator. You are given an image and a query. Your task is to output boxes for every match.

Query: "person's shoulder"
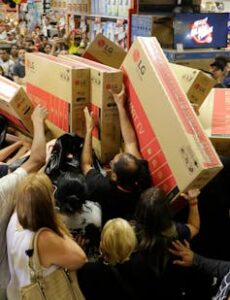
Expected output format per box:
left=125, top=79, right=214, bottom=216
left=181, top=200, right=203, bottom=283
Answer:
left=86, top=168, right=109, bottom=186
left=79, top=260, right=109, bottom=278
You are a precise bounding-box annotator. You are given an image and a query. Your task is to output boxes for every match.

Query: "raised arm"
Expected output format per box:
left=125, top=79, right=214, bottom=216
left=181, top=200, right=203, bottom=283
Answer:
left=110, top=85, right=141, bottom=159
left=21, top=105, right=48, bottom=173
left=81, top=107, right=94, bottom=175
left=181, top=188, right=200, bottom=239
left=0, top=141, right=23, bottom=162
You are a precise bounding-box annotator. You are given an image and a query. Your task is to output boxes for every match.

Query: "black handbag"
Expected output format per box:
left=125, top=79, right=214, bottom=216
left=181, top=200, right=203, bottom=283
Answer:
left=45, top=133, right=84, bottom=185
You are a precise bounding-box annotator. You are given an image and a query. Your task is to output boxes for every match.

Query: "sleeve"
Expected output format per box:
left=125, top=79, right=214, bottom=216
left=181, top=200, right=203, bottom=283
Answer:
left=85, top=168, right=109, bottom=201
left=137, top=160, right=152, bottom=191
left=0, top=168, right=27, bottom=280
left=193, top=254, right=230, bottom=279
left=175, top=222, right=191, bottom=241
left=0, top=167, right=27, bottom=197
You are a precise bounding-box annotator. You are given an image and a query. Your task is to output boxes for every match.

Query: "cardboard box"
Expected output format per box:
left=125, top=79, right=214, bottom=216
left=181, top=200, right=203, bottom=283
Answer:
left=121, top=37, right=222, bottom=200
left=0, top=76, right=34, bottom=136
left=170, top=63, right=216, bottom=107
left=199, top=88, right=230, bottom=155
left=82, top=33, right=127, bottom=68
left=25, top=52, right=90, bottom=138
left=60, top=55, right=122, bottom=164
left=131, top=14, right=173, bottom=48
left=164, top=49, right=230, bottom=72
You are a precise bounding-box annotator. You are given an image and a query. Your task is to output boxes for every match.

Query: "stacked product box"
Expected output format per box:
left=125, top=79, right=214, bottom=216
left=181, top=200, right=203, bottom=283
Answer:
left=25, top=53, right=90, bottom=138
left=170, top=63, right=216, bottom=108
left=0, top=76, right=34, bottom=136
left=83, top=33, right=127, bottom=68
left=61, top=55, right=122, bottom=164
left=121, top=37, right=223, bottom=201
left=199, top=88, right=230, bottom=156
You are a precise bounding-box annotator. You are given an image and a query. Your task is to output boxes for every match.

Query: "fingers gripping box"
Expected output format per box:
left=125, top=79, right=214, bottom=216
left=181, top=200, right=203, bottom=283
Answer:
left=121, top=37, right=222, bottom=200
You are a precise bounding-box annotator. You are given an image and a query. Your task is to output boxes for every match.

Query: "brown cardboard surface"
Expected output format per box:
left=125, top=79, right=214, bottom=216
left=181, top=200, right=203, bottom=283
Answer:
left=25, top=52, right=90, bottom=138
left=121, top=37, right=222, bottom=200
left=0, top=76, right=34, bottom=136
left=170, top=63, right=216, bottom=107
left=83, top=33, right=127, bottom=68
left=174, top=59, right=214, bottom=73
left=61, top=55, right=122, bottom=164
left=199, top=88, right=230, bottom=155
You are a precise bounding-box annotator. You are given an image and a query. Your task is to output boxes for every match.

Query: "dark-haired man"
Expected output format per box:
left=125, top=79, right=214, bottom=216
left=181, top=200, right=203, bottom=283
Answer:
left=210, top=59, right=227, bottom=87
left=0, top=48, right=14, bottom=79
left=81, top=86, right=151, bottom=224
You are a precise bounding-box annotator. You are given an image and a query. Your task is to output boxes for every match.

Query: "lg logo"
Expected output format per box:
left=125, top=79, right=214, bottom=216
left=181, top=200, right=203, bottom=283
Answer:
left=133, top=49, right=146, bottom=76
left=60, top=72, right=70, bottom=82
left=97, top=39, right=113, bottom=55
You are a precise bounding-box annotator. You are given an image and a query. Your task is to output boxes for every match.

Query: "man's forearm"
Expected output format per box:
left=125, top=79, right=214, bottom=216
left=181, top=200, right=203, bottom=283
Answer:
left=193, top=254, right=230, bottom=279
left=117, top=104, right=137, bottom=146
left=187, top=202, right=200, bottom=232
left=81, top=131, right=93, bottom=173
left=29, top=120, right=46, bottom=166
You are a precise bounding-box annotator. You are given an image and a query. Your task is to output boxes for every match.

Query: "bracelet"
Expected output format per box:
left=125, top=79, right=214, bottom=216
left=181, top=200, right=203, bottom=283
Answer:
left=188, top=200, right=198, bottom=206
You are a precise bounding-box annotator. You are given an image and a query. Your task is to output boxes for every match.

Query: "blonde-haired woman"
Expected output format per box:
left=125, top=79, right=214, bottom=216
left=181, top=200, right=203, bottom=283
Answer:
left=78, top=218, right=137, bottom=300
left=6, top=173, right=87, bottom=300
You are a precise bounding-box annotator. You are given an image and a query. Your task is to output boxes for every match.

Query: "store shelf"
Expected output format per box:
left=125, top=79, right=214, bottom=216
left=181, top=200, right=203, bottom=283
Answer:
left=80, top=13, right=128, bottom=20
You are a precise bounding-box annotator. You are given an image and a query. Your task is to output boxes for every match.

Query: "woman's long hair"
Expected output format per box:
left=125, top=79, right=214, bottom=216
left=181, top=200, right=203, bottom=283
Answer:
left=135, top=187, right=177, bottom=276
left=16, top=173, right=71, bottom=237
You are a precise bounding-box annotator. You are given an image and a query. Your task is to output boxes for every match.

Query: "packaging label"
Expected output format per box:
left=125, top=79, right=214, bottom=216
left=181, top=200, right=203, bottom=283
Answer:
left=27, top=83, right=69, bottom=132
left=123, top=70, right=177, bottom=194
left=212, top=89, right=230, bottom=136
left=142, top=38, right=219, bottom=168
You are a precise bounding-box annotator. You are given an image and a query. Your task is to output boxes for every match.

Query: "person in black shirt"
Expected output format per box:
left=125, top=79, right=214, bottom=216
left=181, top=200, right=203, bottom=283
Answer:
left=81, top=85, right=151, bottom=224
left=78, top=218, right=138, bottom=300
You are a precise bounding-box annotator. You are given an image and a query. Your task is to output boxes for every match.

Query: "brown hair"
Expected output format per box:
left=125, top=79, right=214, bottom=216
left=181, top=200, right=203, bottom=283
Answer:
left=16, top=173, right=70, bottom=237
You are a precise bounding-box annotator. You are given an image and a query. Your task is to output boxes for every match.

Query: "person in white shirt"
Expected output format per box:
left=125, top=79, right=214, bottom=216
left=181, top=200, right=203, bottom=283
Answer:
left=0, top=105, right=48, bottom=300
left=0, top=25, right=7, bottom=41
left=0, top=48, right=14, bottom=79
left=6, top=173, right=86, bottom=300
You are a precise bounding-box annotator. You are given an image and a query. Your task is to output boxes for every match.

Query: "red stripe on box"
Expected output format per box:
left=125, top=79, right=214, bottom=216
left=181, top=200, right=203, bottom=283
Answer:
left=122, top=68, right=177, bottom=194
left=212, top=89, right=230, bottom=135
left=27, top=83, right=69, bottom=132
left=142, top=38, right=220, bottom=168
left=83, top=52, right=101, bottom=64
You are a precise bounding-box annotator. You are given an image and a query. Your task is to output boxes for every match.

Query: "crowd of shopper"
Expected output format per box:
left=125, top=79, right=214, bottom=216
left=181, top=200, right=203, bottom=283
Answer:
left=0, top=17, right=230, bottom=300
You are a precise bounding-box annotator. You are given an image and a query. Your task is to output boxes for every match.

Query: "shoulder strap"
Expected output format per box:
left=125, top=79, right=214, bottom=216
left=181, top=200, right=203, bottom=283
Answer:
left=27, top=228, right=49, bottom=282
